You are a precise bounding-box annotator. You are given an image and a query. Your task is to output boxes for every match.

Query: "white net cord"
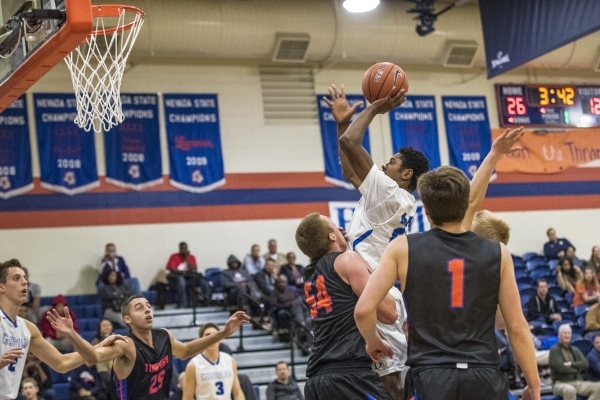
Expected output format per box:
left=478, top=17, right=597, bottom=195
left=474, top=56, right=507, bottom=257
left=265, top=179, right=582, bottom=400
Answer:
left=64, top=7, right=144, bottom=133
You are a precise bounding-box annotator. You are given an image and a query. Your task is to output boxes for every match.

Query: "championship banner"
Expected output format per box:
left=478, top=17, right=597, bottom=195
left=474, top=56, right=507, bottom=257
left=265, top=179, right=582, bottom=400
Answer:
left=34, top=93, right=99, bottom=195
left=442, top=96, right=492, bottom=179
left=317, top=95, right=370, bottom=190
left=104, top=94, right=162, bottom=190
left=480, top=1, right=600, bottom=78
left=492, top=128, right=600, bottom=174
left=0, top=97, right=33, bottom=199
left=329, top=200, right=429, bottom=233
left=164, top=94, right=225, bottom=193
left=389, top=95, right=441, bottom=169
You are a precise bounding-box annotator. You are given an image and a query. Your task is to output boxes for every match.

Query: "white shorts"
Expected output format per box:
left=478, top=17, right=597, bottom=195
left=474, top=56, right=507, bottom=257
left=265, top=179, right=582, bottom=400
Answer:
left=373, top=287, right=409, bottom=377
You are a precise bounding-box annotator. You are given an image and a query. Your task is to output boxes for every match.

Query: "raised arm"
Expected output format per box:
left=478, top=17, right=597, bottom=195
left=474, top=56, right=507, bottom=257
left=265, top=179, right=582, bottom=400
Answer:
left=462, top=126, right=524, bottom=230
left=497, top=244, right=541, bottom=400
left=44, top=308, right=128, bottom=366
left=169, top=311, right=250, bottom=359
left=339, top=87, right=406, bottom=185
left=335, top=252, right=397, bottom=325
left=323, top=84, right=364, bottom=188
left=354, top=236, right=408, bottom=362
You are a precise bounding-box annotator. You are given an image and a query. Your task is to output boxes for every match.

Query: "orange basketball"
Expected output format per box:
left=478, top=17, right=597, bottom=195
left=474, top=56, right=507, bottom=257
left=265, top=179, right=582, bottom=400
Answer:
left=362, top=62, right=409, bottom=104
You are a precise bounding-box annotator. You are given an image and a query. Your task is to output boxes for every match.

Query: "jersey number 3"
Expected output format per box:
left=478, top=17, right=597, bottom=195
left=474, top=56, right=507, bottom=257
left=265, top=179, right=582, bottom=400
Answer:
left=304, top=275, right=333, bottom=318
left=447, top=259, right=465, bottom=308
left=149, top=370, right=165, bottom=395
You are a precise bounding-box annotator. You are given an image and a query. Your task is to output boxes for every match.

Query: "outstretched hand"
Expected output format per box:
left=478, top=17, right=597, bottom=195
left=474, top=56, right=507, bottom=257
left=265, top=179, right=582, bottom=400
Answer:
left=369, top=87, right=406, bottom=115
left=223, top=311, right=251, bottom=337
left=365, top=338, right=393, bottom=364
left=491, top=126, right=525, bottom=157
left=0, top=348, right=23, bottom=370
left=323, top=84, right=364, bottom=124
left=46, top=307, right=75, bottom=338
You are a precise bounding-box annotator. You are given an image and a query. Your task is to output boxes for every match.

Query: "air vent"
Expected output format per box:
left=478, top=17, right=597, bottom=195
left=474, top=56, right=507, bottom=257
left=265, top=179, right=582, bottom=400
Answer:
left=259, top=66, right=317, bottom=124
left=443, top=41, right=478, bottom=68
left=272, top=33, right=310, bottom=63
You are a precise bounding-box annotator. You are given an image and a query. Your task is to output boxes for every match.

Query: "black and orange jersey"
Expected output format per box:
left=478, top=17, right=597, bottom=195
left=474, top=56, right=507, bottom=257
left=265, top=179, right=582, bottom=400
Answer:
left=303, top=252, right=372, bottom=376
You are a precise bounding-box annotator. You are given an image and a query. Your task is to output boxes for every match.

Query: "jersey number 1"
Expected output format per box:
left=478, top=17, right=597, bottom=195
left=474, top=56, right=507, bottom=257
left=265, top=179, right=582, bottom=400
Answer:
left=149, top=370, right=165, bottom=395
left=447, top=259, right=465, bottom=308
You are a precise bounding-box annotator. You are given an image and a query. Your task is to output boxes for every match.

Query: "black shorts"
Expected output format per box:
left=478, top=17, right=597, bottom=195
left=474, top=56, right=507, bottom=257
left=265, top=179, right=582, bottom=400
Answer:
left=405, top=366, right=509, bottom=400
left=305, top=369, right=393, bottom=400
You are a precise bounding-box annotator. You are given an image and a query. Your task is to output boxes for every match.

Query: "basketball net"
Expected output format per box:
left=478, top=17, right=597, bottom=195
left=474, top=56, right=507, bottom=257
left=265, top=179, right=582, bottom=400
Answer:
left=64, top=5, right=144, bottom=133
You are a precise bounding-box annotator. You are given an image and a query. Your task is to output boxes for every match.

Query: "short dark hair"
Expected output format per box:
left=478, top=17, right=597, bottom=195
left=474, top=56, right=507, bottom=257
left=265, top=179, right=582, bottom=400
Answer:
left=21, top=377, right=38, bottom=388
left=121, top=294, right=145, bottom=319
left=546, top=228, right=555, bottom=236
left=179, top=242, right=187, bottom=248
left=536, top=278, right=548, bottom=287
left=199, top=323, right=220, bottom=338
left=0, top=259, right=22, bottom=284
left=275, top=361, right=288, bottom=369
left=295, top=213, right=333, bottom=263
left=105, top=243, right=115, bottom=249
left=417, top=166, right=470, bottom=226
left=398, top=147, right=430, bottom=192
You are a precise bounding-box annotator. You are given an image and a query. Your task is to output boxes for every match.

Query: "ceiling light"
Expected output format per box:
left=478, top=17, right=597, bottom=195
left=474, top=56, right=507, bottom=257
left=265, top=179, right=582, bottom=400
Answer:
left=343, top=0, right=380, bottom=13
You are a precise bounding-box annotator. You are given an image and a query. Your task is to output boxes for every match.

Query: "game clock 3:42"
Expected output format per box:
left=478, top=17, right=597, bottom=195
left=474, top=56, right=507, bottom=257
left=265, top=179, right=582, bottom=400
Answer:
left=495, top=84, right=600, bottom=128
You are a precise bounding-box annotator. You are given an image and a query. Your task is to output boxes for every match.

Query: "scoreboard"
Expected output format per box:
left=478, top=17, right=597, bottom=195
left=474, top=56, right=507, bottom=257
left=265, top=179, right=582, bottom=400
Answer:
left=495, top=84, right=600, bottom=128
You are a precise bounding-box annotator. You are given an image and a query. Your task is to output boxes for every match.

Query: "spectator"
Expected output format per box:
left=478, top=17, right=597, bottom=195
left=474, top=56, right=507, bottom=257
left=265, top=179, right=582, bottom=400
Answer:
left=264, top=239, right=287, bottom=268
left=566, top=246, right=585, bottom=268
left=163, top=242, right=210, bottom=308
left=544, top=228, right=575, bottom=260
left=98, top=270, right=134, bottom=327
left=587, top=335, right=600, bottom=382
left=557, top=258, right=583, bottom=293
left=280, top=252, right=305, bottom=290
left=269, top=275, right=306, bottom=342
left=97, top=243, right=141, bottom=294
left=573, top=267, right=600, bottom=307
left=22, top=267, right=41, bottom=324
left=586, top=303, right=600, bottom=341
left=244, top=244, right=265, bottom=276
left=41, top=294, right=79, bottom=352
left=266, top=361, right=304, bottom=400
left=526, top=279, right=561, bottom=335
left=22, top=353, right=55, bottom=400
left=550, top=324, right=600, bottom=399
left=590, top=246, right=600, bottom=276
left=222, top=255, right=252, bottom=311
left=253, top=258, right=276, bottom=302
left=90, top=319, right=114, bottom=390
left=68, top=364, right=107, bottom=400
left=18, top=303, right=30, bottom=320
left=21, top=378, right=45, bottom=400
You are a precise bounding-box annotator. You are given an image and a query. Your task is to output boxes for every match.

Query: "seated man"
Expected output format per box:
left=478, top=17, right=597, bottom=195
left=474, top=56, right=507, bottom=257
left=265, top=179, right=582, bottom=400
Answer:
left=588, top=303, right=600, bottom=341
left=162, top=242, right=210, bottom=308
left=253, top=258, right=276, bottom=305
left=526, top=278, right=562, bottom=335
left=21, top=378, right=45, bottom=400
left=266, top=362, right=304, bottom=400
left=280, top=252, right=306, bottom=290
left=41, top=295, right=79, bottom=352
left=68, top=363, right=108, bottom=400
left=22, top=267, right=41, bottom=324
left=549, top=324, right=600, bottom=399
left=222, top=255, right=252, bottom=311
left=264, top=239, right=287, bottom=268
left=244, top=244, right=265, bottom=276
left=269, top=275, right=306, bottom=342
left=97, top=243, right=141, bottom=294
left=544, top=228, right=575, bottom=260
left=587, top=334, right=600, bottom=382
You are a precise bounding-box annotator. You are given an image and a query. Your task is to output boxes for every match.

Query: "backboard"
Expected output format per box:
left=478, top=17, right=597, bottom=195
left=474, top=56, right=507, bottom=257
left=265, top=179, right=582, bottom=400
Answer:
left=0, top=0, right=92, bottom=111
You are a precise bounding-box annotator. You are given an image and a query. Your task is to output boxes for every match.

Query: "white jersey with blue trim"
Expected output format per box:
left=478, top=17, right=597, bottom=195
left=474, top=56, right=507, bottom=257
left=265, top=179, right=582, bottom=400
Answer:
left=192, top=352, right=235, bottom=400
left=346, top=164, right=416, bottom=268
left=345, top=164, right=414, bottom=376
left=0, top=310, right=31, bottom=400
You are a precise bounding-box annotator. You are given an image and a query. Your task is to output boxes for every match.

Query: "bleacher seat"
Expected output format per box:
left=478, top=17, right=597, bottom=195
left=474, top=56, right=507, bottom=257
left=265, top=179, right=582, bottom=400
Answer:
left=53, top=383, right=69, bottom=400
left=548, top=259, right=560, bottom=270
left=518, top=282, right=534, bottom=292
left=80, top=331, right=96, bottom=342
left=143, top=290, right=157, bottom=305
left=526, top=259, right=547, bottom=271
left=564, top=292, right=574, bottom=304
left=543, top=275, right=558, bottom=286
left=556, top=299, right=570, bottom=311
left=549, top=286, right=565, bottom=298
left=542, top=326, right=557, bottom=337
left=520, top=294, right=532, bottom=307
left=523, top=252, right=541, bottom=262
left=561, top=311, right=575, bottom=322
left=519, top=287, right=537, bottom=297
left=574, top=305, right=590, bottom=317
left=252, top=385, right=260, bottom=400
left=83, top=305, right=103, bottom=319
left=78, top=318, right=100, bottom=332
left=515, top=268, right=528, bottom=279
left=49, top=369, right=69, bottom=384
left=572, top=338, right=592, bottom=356
left=517, top=276, right=533, bottom=285
left=539, top=335, right=558, bottom=350
left=206, top=270, right=223, bottom=293
left=205, top=267, right=222, bottom=276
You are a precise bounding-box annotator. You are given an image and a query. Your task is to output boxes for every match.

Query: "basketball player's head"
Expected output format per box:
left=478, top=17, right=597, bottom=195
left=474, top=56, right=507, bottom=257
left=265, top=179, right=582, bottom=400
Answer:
left=417, top=166, right=470, bottom=227
left=296, top=213, right=346, bottom=263
left=21, top=378, right=39, bottom=400
left=472, top=210, right=510, bottom=245
left=382, top=147, right=429, bottom=192
left=199, top=323, right=221, bottom=351
left=121, top=294, right=152, bottom=329
left=0, top=259, right=28, bottom=305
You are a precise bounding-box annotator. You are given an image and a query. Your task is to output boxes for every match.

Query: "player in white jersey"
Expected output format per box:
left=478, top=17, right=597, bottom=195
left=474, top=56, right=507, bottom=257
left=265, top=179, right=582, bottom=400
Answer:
left=183, top=323, right=244, bottom=400
left=325, top=84, right=525, bottom=397
left=0, top=259, right=121, bottom=400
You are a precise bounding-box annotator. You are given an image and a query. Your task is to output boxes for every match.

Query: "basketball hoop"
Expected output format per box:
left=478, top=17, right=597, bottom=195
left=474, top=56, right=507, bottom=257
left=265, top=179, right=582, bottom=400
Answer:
left=64, top=5, right=144, bottom=133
